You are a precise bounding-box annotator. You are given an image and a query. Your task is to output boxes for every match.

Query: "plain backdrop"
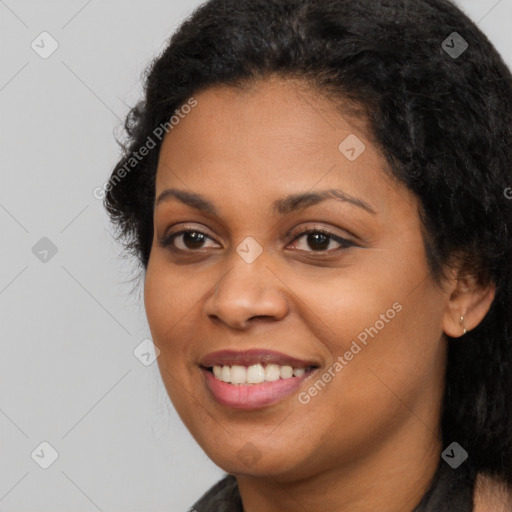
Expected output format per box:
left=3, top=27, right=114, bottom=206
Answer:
left=1, top=0, right=511, bottom=510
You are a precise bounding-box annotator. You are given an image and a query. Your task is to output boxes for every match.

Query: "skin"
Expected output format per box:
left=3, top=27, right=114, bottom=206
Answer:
left=144, top=75, right=495, bottom=511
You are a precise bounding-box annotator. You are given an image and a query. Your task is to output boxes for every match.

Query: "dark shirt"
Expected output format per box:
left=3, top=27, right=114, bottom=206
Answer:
left=190, top=458, right=475, bottom=511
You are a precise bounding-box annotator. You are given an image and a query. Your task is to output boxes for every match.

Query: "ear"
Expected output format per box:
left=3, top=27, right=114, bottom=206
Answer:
left=442, top=269, right=496, bottom=338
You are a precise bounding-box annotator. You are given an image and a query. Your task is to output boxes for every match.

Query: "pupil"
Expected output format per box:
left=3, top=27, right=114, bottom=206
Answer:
left=184, top=232, right=205, bottom=249
left=308, top=233, right=329, bottom=251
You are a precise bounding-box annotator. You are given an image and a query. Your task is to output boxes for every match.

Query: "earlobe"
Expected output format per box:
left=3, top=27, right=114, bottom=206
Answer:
left=442, top=273, right=496, bottom=338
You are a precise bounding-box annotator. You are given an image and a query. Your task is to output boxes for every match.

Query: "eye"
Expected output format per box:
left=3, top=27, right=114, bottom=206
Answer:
left=160, top=226, right=355, bottom=254
left=160, top=229, right=219, bottom=252
left=288, top=227, right=355, bottom=253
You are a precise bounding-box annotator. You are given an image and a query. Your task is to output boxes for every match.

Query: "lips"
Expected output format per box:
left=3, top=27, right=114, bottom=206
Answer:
left=201, top=367, right=314, bottom=409
left=199, top=348, right=319, bottom=369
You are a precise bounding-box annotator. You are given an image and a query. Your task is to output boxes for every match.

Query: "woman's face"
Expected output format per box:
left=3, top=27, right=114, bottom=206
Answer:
left=144, top=77, right=450, bottom=479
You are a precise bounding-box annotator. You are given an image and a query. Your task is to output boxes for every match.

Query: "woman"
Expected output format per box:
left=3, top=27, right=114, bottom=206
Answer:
left=104, top=0, right=512, bottom=510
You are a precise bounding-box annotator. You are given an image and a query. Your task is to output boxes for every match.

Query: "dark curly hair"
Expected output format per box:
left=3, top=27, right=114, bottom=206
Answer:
left=104, top=0, right=512, bottom=485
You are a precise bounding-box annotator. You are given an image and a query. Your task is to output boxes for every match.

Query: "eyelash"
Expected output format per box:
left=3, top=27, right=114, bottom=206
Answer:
left=160, top=227, right=355, bottom=254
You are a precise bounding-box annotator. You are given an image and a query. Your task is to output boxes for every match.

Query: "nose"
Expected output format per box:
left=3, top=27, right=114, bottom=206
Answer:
left=203, top=252, right=289, bottom=330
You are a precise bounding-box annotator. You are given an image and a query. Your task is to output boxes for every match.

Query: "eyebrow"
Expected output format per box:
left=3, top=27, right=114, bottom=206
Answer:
left=155, top=188, right=376, bottom=215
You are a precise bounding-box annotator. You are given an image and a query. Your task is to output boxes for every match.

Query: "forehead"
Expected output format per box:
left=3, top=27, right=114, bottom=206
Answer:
left=154, top=76, right=415, bottom=219
left=166, top=76, right=371, bottom=152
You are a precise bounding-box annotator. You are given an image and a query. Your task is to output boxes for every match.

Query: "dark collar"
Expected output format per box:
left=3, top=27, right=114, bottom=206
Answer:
left=412, top=458, right=475, bottom=511
left=191, top=459, right=475, bottom=512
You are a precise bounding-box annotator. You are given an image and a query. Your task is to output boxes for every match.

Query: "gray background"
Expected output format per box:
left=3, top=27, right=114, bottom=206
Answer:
left=1, top=0, right=511, bottom=510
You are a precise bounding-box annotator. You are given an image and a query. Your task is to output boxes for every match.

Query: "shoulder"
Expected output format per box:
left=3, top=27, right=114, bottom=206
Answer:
left=473, top=472, right=512, bottom=512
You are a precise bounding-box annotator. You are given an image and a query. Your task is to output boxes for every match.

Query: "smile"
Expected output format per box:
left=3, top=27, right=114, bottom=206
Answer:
left=201, top=366, right=317, bottom=409
left=198, top=349, right=319, bottom=409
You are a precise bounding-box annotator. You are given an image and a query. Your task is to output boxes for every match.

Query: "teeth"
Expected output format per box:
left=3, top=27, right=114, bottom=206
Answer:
left=247, top=364, right=265, bottom=384
left=220, top=366, right=231, bottom=383
left=210, top=363, right=311, bottom=385
left=264, top=364, right=281, bottom=382
left=280, top=365, right=293, bottom=379
left=230, top=365, right=246, bottom=384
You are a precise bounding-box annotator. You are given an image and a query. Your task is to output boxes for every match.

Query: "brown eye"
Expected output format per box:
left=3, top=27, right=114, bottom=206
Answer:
left=289, top=229, right=355, bottom=253
left=160, top=230, right=219, bottom=252
left=305, top=232, right=330, bottom=251
left=180, top=231, right=207, bottom=249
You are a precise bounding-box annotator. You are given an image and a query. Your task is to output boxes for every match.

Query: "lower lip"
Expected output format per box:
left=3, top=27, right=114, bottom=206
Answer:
left=201, top=367, right=314, bottom=409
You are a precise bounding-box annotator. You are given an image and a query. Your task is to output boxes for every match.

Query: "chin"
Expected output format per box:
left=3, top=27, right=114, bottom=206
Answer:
left=202, top=439, right=317, bottom=480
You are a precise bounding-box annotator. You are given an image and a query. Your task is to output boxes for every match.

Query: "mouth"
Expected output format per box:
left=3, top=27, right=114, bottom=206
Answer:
left=198, top=349, right=320, bottom=409
left=201, top=363, right=318, bottom=384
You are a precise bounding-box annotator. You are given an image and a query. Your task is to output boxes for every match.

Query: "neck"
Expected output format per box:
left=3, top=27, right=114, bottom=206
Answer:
left=236, top=418, right=442, bottom=512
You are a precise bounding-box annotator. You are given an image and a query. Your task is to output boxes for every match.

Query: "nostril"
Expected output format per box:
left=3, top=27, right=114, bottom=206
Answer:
left=249, top=315, right=274, bottom=322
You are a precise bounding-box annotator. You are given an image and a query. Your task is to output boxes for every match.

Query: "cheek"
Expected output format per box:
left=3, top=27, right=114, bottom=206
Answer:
left=292, top=260, right=446, bottom=413
left=144, top=255, right=203, bottom=339
left=143, top=260, right=205, bottom=422
left=143, top=260, right=193, bottom=367
left=289, top=288, right=445, bottom=468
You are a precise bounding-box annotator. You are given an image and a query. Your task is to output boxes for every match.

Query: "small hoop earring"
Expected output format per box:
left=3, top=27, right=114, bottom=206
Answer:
left=459, top=315, right=467, bottom=335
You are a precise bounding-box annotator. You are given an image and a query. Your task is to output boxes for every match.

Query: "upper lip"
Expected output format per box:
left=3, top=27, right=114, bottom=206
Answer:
left=199, top=349, right=319, bottom=369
